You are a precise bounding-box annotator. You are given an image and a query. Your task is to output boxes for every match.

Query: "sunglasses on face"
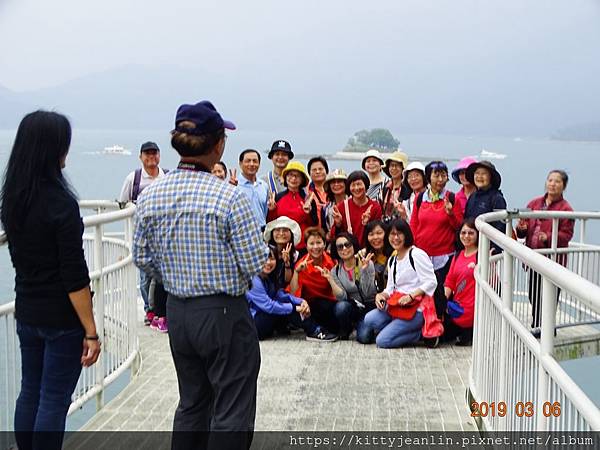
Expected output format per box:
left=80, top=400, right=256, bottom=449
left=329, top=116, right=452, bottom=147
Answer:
left=336, top=241, right=353, bottom=251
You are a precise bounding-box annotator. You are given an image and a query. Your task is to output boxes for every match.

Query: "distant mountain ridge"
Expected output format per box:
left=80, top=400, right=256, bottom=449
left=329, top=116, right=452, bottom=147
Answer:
left=1, top=64, right=600, bottom=137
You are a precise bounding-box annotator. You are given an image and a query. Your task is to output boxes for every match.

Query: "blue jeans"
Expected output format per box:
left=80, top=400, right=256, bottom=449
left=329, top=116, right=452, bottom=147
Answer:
left=15, top=321, right=84, bottom=450
left=360, top=309, right=424, bottom=348
left=140, top=269, right=151, bottom=312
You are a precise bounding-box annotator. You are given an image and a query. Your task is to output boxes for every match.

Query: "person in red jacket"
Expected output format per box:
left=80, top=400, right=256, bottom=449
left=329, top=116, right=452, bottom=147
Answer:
left=444, top=219, right=478, bottom=346
left=332, top=170, right=382, bottom=248
left=516, top=169, right=574, bottom=337
left=290, top=227, right=346, bottom=340
left=410, top=161, right=463, bottom=318
left=267, top=161, right=317, bottom=252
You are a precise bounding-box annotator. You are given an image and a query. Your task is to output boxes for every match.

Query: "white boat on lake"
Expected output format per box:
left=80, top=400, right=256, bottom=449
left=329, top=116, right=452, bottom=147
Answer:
left=102, top=145, right=132, bottom=156
left=480, top=149, right=507, bottom=160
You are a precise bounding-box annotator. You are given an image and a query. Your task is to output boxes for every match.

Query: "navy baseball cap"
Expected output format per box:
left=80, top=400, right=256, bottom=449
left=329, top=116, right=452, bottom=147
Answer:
left=174, top=101, right=236, bottom=135
left=140, top=141, right=160, bottom=153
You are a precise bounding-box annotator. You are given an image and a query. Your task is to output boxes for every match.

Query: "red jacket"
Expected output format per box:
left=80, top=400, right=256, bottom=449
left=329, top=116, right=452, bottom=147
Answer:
left=335, top=197, right=382, bottom=247
left=293, top=252, right=336, bottom=302
left=410, top=190, right=463, bottom=257
left=517, top=194, right=574, bottom=249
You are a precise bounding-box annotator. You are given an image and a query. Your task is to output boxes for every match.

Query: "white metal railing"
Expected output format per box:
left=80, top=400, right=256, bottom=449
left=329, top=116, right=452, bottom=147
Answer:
left=0, top=200, right=138, bottom=432
left=470, top=210, right=600, bottom=432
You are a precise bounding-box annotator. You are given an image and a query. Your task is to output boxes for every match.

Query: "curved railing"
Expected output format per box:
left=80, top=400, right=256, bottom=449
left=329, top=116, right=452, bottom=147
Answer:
left=470, top=210, right=600, bottom=432
left=0, top=201, right=138, bottom=431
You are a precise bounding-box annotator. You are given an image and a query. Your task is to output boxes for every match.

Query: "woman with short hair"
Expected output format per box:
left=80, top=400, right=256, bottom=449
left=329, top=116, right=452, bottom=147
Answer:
left=290, top=227, right=350, bottom=340
left=359, top=219, right=438, bottom=348
left=410, top=161, right=463, bottom=319
left=1, top=111, right=100, bottom=450
left=332, top=170, right=382, bottom=247
left=360, top=220, right=392, bottom=293
left=324, top=232, right=377, bottom=341
left=516, top=170, right=574, bottom=336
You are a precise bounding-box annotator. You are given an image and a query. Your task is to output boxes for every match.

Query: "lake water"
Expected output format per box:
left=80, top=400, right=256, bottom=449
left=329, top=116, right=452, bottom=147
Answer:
left=0, top=128, right=599, bottom=423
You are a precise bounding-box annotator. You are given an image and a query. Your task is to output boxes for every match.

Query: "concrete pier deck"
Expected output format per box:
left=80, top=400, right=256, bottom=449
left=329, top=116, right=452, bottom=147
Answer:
left=82, top=324, right=476, bottom=433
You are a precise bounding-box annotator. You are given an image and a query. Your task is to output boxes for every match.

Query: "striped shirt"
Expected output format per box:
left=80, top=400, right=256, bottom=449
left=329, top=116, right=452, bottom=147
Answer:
left=133, top=168, right=268, bottom=298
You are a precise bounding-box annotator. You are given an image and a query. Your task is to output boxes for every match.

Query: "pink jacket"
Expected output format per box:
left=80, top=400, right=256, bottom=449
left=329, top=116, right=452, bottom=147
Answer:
left=517, top=194, right=574, bottom=249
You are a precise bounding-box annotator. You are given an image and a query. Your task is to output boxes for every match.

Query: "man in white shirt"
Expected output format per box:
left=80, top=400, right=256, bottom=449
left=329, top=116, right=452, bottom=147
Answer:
left=119, top=141, right=168, bottom=325
left=119, top=141, right=167, bottom=203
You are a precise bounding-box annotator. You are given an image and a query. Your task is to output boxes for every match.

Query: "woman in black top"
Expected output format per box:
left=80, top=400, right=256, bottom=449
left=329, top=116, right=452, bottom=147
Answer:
left=1, top=111, right=100, bottom=450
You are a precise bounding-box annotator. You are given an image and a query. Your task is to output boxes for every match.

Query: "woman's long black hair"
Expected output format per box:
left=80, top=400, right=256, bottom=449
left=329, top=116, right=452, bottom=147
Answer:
left=1, top=111, right=75, bottom=234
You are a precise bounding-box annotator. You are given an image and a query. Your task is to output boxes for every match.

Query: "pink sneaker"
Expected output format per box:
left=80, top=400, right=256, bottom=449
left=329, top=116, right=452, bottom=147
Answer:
left=156, top=317, right=168, bottom=333
left=149, top=316, right=160, bottom=330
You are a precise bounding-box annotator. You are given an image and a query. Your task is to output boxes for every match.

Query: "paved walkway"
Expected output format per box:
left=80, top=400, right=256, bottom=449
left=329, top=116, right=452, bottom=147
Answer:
left=82, top=323, right=476, bottom=432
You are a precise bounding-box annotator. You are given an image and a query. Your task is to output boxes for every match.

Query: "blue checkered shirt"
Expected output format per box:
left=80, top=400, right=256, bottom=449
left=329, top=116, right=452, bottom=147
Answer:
left=133, top=169, right=268, bottom=298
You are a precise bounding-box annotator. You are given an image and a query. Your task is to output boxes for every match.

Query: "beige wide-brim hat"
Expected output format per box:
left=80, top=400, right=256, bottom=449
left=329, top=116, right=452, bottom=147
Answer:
left=383, top=151, right=409, bottom=177
left=263, top=216, right=302, bottom=246
left=323, top=168, right=348, bottom=191
left=361, top=149, right=385, bottom=170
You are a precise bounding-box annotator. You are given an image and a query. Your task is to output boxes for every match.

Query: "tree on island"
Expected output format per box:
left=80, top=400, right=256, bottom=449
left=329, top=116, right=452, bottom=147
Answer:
left=343, top=128, right=400, bottom=152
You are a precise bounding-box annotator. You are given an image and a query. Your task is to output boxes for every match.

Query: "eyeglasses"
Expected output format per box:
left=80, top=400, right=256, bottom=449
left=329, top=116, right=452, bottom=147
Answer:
left=336, top=241, right=353, bottom=251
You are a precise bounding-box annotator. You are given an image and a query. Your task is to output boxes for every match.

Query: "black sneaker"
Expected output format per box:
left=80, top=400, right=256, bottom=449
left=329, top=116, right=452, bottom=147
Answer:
left=306, top=330, right=338, bottom=342
left=423, top=337, right=440, bottom=348
left=455, top=336, right=472, bottom=347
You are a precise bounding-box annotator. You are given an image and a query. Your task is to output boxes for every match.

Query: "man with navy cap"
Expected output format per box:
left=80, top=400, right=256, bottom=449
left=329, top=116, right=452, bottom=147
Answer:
left=133, top=101, right=267, bottom=450
left=262, top=139, right=294, bottom=195
left=119, top=141, right=168, bottom=325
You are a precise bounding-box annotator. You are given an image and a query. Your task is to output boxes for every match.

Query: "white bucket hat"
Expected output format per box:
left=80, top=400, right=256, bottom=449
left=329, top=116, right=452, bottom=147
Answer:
left=403, top=161, right=426, bottom=177
left=361, top=149, right=384, bottom=170
left=263, top=216, right=302, bottom=246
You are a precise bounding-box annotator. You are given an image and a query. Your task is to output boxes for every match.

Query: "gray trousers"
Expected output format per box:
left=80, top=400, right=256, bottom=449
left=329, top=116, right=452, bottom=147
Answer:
left=167, top=294, right=261, bottom=450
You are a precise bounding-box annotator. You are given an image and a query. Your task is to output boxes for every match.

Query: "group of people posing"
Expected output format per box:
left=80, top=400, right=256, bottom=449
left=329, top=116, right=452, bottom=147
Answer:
left=206, top=141, right=574, bottom=347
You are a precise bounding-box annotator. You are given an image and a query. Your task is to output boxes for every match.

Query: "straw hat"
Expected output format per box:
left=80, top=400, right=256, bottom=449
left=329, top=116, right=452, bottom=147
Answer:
left=281, top=161, right=310, bottom=188
left=263, top=216, right=301, bottom=246
left=323, top=168, right=348, bottom=191
left=383, top=151, right=409, bottom=177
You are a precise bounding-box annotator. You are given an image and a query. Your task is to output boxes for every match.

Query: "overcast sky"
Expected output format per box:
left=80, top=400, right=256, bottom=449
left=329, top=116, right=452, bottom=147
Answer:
left=2, top=0, right=599, bottom=91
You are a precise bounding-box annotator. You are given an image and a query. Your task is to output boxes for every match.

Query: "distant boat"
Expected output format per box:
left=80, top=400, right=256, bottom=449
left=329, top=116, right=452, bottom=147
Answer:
left=102, top=145, right=131, bottom=156
left=480, top=149, right=507, bottom=160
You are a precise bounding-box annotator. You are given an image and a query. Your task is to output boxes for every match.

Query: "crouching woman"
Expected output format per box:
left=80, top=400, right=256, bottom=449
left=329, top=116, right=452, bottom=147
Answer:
left=359, top=219, right=438, bottom=348
left=247, top=247, right=332, bottom=341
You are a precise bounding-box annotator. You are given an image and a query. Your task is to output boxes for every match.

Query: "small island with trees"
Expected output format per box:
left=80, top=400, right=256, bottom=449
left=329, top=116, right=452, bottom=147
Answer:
left=342, top=128, right=401, bottom=153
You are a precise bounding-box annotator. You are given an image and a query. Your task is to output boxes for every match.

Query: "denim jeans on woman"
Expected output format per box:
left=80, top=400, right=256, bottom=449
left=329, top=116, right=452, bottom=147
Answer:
left=14, top=321, right=83, bottom=450
left=358, top=309, right=424, bottom=348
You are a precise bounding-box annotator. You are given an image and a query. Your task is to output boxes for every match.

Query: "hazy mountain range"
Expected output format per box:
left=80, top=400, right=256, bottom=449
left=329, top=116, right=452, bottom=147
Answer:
left=1, top=64, right=599, bottom=138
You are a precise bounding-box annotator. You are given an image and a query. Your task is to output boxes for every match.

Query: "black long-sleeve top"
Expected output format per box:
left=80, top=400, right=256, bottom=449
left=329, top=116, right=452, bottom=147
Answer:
left=7, top=180, right=90, bottom=329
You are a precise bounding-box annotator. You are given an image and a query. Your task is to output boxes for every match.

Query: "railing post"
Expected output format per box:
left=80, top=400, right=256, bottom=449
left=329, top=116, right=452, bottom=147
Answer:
left=93, top=224, right=105, bottom=412
left=551, top=218, right=559, bottom=263
left=536, top=277, right=557, bottom=431
left=497, top=216, right=515, bottom=431
left=579, top=219, right=587, bottom=245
